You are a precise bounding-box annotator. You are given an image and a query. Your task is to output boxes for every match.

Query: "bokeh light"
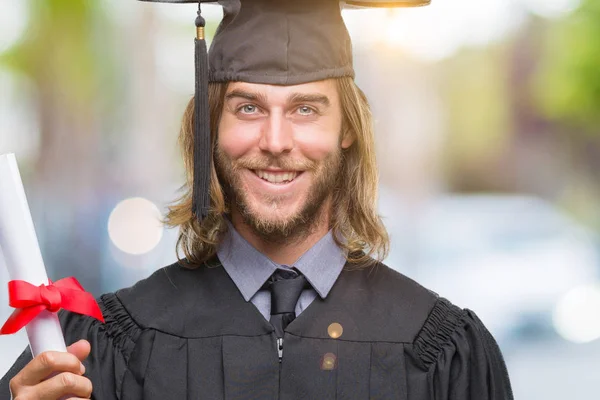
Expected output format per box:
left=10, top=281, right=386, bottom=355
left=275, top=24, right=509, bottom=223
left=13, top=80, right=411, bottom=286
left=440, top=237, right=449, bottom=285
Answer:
left=320, top=352, right=337, bottom=371
left=523, top=0, right=581, bottom=18
left=344, top=0, right=580, bottom=62
left=328, top=322, right=344, bottom=339
left=553, top=283, right=600, bottom=343
left=344, top=0, right=524, bottom=61
left=0, top=2, right=28, bottom=54
left=108, top=197, right=164, bottom=255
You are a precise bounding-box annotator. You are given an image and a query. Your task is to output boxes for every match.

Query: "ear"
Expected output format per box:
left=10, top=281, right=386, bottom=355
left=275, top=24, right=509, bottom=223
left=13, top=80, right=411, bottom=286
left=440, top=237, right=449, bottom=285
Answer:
left=341, top=129, right=355, bottom=149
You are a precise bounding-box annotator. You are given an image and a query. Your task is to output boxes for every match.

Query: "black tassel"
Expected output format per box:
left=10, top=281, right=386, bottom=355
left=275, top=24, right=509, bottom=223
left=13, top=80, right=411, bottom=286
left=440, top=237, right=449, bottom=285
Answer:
left=192, top=4, right=211, bottom=223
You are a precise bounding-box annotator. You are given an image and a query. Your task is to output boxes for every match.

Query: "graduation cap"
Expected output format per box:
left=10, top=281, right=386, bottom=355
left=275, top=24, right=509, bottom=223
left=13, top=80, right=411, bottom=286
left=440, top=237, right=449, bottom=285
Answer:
left=138, top=0, right=431, bottom=223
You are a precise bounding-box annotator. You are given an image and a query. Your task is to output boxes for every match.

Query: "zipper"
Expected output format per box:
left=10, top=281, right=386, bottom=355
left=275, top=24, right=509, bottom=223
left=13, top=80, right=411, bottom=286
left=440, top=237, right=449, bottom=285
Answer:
left=277, top=337, right=284, bottom=361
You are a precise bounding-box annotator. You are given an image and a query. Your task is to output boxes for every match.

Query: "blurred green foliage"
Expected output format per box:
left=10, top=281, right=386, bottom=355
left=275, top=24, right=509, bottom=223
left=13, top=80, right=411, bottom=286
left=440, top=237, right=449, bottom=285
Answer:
left=439, top=44, right=513, bottom=190
left=534, top=0, right=600, bottom=134
left=0, top=0, right=113, bottom=109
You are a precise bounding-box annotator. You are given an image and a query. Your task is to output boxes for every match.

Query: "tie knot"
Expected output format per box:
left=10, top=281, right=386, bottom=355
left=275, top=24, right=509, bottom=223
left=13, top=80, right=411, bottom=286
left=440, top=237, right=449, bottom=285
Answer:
left=272, top=269, right=298, bottom=281
left=266, top=270, right=308, bottom=315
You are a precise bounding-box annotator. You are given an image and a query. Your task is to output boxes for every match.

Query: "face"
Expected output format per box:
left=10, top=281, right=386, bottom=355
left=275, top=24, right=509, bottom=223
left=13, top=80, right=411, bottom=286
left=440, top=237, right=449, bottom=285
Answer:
left=215, top=79, right=354, bottom=240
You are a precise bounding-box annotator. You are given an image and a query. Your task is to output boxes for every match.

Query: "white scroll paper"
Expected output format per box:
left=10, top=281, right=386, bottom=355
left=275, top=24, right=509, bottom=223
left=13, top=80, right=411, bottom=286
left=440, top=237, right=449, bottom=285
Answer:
left=0, top=153, right=66, bottom=356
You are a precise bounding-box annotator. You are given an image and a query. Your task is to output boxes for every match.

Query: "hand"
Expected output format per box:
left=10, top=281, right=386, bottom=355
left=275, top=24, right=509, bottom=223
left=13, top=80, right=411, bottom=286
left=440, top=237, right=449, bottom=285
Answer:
left=9, top=340, right=93, bottom=400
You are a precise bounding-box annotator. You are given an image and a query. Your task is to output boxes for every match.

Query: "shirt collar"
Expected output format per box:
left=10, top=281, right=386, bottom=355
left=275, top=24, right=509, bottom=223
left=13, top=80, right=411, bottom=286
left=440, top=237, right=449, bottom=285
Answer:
left=292, top=230, right=347, bottom=299
left=216, top=220, right=347, bottom=301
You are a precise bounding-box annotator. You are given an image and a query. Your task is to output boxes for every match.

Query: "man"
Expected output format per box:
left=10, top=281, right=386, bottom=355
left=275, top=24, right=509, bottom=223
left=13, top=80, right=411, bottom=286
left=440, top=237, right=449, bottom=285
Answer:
left=1, top=0, right=514, bottom=399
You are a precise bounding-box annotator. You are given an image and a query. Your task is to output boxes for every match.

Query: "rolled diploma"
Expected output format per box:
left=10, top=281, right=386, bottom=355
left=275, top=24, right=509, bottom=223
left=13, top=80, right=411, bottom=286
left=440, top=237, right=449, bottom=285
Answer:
left=0, top=153, right=66, bottom=356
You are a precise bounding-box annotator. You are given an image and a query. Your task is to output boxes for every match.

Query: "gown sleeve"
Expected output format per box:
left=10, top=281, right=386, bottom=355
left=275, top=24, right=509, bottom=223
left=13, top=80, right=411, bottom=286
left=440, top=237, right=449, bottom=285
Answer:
left=0, top=292, right=141, bottom=400
left=415, top=299, right=514, bottom=400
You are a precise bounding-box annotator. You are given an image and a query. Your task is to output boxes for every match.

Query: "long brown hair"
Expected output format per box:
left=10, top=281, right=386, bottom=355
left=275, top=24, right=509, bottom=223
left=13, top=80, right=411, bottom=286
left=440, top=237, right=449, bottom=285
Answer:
left=163, top=77, right=389, bottom=267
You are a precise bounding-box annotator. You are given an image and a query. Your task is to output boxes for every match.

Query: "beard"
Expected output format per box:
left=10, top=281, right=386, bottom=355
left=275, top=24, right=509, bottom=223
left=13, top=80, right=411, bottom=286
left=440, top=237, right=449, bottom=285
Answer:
left=215, top=146, right=343, bottom=243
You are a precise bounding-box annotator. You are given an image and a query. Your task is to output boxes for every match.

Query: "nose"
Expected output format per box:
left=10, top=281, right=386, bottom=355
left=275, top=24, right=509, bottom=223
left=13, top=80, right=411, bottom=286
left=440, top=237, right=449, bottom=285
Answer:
left=258, top=112, right=294, bottom=156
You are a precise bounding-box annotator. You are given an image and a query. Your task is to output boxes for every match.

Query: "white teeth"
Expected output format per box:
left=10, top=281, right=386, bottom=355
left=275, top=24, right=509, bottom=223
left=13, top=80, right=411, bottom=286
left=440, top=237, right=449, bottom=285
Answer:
left=256, top=170, right=299, bottom=183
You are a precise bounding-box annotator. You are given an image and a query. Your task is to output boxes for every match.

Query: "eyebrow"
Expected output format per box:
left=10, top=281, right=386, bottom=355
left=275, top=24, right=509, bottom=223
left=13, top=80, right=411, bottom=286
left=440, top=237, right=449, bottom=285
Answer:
left=225, top=90, right=268, bottom=104
left=288, top=92, right=330, bottom=107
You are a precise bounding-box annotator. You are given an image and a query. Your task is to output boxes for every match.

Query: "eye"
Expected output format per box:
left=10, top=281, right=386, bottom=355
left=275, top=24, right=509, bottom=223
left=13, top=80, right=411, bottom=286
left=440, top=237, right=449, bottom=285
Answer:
left=239, top=104, right=258, bottom=114
left=297, top=106, right=315, bottom=116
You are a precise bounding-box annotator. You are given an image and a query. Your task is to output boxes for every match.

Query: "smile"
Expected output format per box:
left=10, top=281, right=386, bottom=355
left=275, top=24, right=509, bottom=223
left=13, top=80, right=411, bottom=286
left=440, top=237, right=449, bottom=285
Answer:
left=253, top=170, right=301, bottom=184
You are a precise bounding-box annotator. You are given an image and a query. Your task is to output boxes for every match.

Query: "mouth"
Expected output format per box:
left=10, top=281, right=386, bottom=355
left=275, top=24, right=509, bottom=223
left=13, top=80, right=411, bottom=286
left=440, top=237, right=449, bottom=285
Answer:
left=252, top=169, right=303, bottom=184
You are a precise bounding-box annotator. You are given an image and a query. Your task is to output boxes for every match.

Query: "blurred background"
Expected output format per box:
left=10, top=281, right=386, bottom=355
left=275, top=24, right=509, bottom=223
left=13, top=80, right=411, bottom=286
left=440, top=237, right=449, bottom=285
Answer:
left=1, top=0, right=599, bottom=397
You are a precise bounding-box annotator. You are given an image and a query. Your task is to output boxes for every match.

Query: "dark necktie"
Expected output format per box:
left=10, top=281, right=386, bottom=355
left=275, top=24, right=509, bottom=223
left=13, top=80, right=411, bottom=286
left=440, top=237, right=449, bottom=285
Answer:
left=264, top=269, right=309, bottom=338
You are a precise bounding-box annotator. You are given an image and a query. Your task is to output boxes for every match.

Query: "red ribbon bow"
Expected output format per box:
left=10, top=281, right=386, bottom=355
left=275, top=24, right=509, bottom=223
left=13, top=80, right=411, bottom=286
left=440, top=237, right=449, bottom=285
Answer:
left=0, top=277, right=104, bottom=335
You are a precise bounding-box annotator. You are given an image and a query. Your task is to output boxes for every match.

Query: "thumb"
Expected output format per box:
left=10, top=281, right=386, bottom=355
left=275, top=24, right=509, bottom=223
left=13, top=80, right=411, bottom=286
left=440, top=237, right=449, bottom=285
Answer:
left=67, top=339, right=91, bottom=362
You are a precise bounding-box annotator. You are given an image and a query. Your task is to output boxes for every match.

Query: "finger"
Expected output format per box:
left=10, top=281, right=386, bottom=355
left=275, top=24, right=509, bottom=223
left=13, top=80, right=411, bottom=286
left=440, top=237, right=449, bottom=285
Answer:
left=35, top=372, right=92, bottom=400
left=16, top=351, right=84, bottom=386
left=67, top=340, right=91, bottom=362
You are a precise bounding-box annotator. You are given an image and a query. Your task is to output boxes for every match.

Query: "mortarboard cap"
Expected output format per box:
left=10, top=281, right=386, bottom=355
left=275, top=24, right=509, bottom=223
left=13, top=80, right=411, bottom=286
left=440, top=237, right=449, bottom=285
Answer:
left=138, top=0, right=431, bottom=224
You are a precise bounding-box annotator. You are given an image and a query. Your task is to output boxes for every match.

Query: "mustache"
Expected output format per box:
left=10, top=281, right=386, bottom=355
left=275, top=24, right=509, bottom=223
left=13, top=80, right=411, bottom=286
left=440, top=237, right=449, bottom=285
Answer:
left=231, top=155, right=317, bottom=172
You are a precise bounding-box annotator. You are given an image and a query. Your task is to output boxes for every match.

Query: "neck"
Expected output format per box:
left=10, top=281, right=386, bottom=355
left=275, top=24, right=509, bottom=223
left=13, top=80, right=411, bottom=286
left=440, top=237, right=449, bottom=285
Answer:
left=230, top=201, right=332, bottom=265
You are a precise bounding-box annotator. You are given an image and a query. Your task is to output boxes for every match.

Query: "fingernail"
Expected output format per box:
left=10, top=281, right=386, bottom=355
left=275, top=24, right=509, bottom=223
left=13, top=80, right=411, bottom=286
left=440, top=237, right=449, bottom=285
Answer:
left=80, top=363, right=86, bottom=374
